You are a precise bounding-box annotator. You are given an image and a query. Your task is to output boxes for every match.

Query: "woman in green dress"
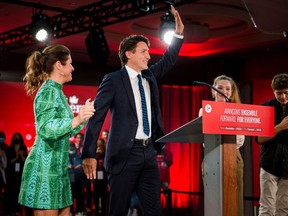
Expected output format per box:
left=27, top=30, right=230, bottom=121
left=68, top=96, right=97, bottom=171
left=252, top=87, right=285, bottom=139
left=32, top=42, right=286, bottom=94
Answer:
left=18, top=44, right=95, bottom=216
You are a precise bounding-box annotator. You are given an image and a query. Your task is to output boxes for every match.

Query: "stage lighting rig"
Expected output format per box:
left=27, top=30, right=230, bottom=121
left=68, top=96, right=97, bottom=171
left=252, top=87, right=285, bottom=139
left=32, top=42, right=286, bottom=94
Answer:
left=159, top=9, right=175, bottom=45
left=0, top=0, right=192, bottom=51
left=31, top=13, right=51, bottom=42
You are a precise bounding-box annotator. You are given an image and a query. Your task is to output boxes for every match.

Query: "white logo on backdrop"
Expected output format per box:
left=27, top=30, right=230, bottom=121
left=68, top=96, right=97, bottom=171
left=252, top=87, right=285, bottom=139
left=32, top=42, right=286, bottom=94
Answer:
left=69, top=95, right=83, bottom=114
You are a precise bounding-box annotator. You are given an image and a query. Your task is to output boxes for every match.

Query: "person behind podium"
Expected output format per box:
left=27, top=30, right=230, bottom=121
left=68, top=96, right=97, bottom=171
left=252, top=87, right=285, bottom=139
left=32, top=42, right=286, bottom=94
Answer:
left=81, top=5, right=184, bottom=216
left=256, top=73, right=288, bottom=216
left=199, top=75, right=245, bottom=216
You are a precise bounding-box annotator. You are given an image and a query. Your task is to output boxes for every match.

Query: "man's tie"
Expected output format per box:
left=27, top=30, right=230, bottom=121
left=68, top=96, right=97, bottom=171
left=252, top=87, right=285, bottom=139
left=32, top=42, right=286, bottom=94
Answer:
left=137, top=74, right=150, bottom=136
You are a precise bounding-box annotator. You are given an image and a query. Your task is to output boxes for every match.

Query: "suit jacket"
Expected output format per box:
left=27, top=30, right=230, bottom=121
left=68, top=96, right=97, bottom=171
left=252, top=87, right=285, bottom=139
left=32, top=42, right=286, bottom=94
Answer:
left=82, top=36, right=183, bottom=175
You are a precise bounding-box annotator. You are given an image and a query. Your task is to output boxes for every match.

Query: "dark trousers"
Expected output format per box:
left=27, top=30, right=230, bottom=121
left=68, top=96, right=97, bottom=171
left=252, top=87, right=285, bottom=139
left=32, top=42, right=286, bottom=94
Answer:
left=71, top=170, right=85, bottom=212
left=0, top=175, right=5, bottom=216
left=85, top=179, right=92, bottom=209
left=4, top=175, right=21, bottom=215
left=108, top=143, right=161, bottom=216
left=93, top=179, right=108, bottom=214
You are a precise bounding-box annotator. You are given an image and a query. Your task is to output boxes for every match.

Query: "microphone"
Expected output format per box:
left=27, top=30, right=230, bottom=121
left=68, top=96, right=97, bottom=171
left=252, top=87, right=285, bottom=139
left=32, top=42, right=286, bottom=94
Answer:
left=193, top=80, right=231, bottom=102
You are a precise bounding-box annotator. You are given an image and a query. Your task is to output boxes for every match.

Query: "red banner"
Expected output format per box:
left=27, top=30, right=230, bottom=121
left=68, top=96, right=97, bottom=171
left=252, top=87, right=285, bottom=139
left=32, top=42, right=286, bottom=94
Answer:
left=0, top=81, right=111, bottom=150
left=202, top=100, right=274, bottom=136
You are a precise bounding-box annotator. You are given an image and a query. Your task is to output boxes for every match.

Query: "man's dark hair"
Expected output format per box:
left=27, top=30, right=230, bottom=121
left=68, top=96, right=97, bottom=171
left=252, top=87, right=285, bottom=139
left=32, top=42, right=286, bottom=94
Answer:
left=271, top=73, right=288, bottom=90
left=118, top=35, right=150, bottom=66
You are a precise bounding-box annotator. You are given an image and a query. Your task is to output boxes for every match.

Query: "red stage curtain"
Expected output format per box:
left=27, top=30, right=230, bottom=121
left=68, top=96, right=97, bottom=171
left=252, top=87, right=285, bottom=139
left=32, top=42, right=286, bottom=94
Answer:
left=160, top=85, right=211, bottom=211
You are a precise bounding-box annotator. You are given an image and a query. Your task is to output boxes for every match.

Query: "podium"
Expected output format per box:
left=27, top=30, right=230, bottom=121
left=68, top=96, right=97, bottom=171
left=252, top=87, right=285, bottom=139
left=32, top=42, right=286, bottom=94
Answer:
left=156, top=100, right=274, bottom=216
left=156, top=116, right=237, bottom=216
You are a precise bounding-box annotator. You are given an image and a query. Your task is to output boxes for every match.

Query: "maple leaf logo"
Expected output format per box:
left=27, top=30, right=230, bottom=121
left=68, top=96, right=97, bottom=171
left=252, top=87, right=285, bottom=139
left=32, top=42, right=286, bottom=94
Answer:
left=69, top=95, right=79, bottom=104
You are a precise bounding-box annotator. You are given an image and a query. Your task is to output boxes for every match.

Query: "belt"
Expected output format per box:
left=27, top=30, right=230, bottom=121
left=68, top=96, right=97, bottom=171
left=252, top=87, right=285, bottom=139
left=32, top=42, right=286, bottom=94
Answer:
left=134, top=138, right=151, bottom=146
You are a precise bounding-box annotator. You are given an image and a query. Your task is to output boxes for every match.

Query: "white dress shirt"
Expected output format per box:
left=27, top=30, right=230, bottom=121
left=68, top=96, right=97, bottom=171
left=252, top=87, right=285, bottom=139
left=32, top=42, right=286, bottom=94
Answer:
left=126, top=65, right=151, bottom=139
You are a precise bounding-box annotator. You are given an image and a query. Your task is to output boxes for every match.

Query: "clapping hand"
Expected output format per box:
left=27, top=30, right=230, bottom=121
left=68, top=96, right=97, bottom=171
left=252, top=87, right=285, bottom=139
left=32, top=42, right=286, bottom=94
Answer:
left=72, top=98, right=95, bottom=129
left=83, top=98, right=95, bottom=121
left=79, top=98, right=95, bottom=122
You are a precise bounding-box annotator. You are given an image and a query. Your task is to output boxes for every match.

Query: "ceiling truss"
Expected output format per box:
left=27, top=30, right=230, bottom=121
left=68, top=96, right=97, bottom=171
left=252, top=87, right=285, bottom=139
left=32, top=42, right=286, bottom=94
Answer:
left=0, top=0, right=193, bottom=52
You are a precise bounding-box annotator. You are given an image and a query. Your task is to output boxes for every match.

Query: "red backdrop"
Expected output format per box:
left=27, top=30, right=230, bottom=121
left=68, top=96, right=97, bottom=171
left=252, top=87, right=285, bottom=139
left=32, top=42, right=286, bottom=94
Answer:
left=0, top=81, right=111, bottom=150
left=161, top=85, right=210, bottom=211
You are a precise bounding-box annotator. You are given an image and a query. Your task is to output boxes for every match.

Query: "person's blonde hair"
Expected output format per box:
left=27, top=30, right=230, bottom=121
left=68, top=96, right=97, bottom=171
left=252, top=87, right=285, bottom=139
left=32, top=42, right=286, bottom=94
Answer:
left=212, top=75, right=241, bottom=103
left=23, top=44, right=70, bottom=96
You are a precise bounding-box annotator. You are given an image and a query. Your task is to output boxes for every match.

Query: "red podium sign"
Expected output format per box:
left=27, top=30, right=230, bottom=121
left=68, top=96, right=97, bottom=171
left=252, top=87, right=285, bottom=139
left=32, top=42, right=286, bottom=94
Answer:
left=202, top=100, right=274, bottom=136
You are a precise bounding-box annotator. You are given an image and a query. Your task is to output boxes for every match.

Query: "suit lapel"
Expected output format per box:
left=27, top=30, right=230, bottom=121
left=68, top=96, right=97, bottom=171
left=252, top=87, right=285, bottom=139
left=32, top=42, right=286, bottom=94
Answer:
left=121, top=68, right=137, bottom=115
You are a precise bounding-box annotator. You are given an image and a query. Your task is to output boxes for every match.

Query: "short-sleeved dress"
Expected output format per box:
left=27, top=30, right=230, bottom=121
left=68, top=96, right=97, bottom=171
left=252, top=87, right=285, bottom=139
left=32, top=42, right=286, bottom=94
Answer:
left=18, top=79, right=84, bottom=209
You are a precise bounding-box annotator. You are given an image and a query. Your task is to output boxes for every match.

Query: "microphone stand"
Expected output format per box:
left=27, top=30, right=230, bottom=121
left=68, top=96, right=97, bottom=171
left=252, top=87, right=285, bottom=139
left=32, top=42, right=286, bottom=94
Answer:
left=193, top=81, right=231, bottom=102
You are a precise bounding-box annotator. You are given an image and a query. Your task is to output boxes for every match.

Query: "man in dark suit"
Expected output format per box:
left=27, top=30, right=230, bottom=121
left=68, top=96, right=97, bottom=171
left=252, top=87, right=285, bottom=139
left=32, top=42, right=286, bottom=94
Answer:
left=82, top=5, right=184, bottom=216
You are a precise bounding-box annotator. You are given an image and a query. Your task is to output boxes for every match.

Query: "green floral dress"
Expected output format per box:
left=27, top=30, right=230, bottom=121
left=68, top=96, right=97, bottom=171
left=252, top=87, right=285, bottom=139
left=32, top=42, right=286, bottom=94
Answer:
left=18, top=79, right=84, bottom=209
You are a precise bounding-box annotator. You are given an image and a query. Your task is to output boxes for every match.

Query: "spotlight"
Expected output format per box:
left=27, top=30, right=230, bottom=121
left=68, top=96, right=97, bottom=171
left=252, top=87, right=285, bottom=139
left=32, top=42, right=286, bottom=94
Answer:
left=31, top=13, right=51, bottom=42
left=160, top=10, right=175, bottom=45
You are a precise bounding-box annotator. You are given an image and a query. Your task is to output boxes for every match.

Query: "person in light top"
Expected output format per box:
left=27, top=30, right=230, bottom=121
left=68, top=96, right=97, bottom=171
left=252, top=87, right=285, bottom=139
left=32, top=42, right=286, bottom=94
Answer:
left=199, top=75, right=245, bottom=216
